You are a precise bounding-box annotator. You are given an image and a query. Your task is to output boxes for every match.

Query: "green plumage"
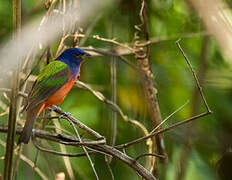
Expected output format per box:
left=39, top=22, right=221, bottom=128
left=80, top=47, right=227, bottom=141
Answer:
left=25, top=61, right=70, bottom=110
left=18, top=47, right=88, bottom=144
left=37, top=61, right=68, bottom=81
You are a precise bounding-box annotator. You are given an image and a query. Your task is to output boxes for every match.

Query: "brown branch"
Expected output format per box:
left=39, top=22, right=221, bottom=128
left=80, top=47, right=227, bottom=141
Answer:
left=74, top=80, right=151, bottom=138
left=0, top=88, right=27, bottom=98
left=116, top=112, right=211, bottom=149
left=50, top=106, right=155, bottom=179
left=4, top=0, right=21, bottom=179
left=79, top=14, right=102, bottom=46
left=175, top=39, right=212, bottom=113
left=135, top=153, right=166, bottom=161
left=134, top=0, right=167, bottom=176
left=89, top=144, right=156, bottom=180
left=0, top=139, right=48, bottom=180
left=116, top=39, right=213, bottom=150
left=66, top=118, right=99, bottom=180
left=81, top=47, right=139, bottom=70
left=32, top=139, right=100, bottom=157
left=0, top=125, right=156, bottom=180
left=52, top=105, right=105, bottom=140
left=1, top=81, right=151, bottom=146
left=175, top=36, right=210, bottom=180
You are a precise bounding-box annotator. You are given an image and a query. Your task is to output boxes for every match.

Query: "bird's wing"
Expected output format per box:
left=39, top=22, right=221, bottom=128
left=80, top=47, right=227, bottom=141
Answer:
left=25, top=61, right=71, bottom=110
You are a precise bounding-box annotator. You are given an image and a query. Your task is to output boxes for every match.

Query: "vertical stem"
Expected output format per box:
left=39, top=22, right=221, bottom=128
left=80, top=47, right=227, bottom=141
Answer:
left=13, top=0, right=21, bottom=33
left=109, top=21, right=117, bottom=147
left=135, top=0, right=167, bottom=177
left=3, top=0, right=21, bottom=179
left=175, top=36, right=210, bottom=180
left=110, top=55, right=117, bottom=146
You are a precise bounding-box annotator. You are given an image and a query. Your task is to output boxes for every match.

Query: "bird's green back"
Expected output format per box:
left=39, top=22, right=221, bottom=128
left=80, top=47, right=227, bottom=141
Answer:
left=26, top=61, right=70, bottom=110
left=37, top=61, right=68, bottom=81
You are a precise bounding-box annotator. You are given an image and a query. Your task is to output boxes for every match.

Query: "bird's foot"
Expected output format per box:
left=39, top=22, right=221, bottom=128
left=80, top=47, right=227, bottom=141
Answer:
left=48, top=105, right=58, bottom=112
left=58, top=111, right=72, bottom=120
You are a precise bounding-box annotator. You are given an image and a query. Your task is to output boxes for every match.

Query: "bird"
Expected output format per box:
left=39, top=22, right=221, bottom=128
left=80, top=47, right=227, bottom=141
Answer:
left=18, top=48, right=90, bottom=144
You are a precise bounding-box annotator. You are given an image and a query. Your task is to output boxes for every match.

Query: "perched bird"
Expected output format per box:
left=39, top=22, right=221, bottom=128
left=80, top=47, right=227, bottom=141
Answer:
left=18, top=48, right=90, bottom=144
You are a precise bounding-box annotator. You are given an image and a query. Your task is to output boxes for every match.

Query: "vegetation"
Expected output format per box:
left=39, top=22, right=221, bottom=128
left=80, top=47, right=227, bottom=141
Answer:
left=0, top=0, right=232, bottom=179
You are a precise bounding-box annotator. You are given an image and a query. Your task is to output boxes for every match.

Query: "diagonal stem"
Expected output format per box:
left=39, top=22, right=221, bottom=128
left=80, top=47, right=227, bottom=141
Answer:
left=175, top=39, right=212, bottom=113
left=66, top=118, right=99, bottom=180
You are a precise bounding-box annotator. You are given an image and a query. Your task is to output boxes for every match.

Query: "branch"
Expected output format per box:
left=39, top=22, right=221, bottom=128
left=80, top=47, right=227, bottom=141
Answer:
left=0, top=139, right=48, bottom=180
left=175, top=39, right=212, bottom=113
left=116, top=112, right=211, bottom=149
left=134, top=0, right=167, bottom=175
left=4, top=0, right=21, bottom=179
left=0, top=125, right=156, bottom=180
left=52, top=105, right=105, bottom=140
left=67, top=118, right=99, bottom=180
left=135, top=153, right=166, bottom=161
left=75, top=80, right=151, bottom=138
left=116, top=39, right=213, bottom=150
left=175, top=37, right=211, bottom=180
left=81, top=47, right=139, bottom=70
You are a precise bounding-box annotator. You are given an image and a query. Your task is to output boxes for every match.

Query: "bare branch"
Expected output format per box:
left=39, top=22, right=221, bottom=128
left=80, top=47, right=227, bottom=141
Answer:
left=0, top=125, right=156, bottom=180
left=116, top=112, right=211, bottom=149
left=81, top=47, right=139, bottom=70
left=175, top=39, right=212, bottom=113
left=75, top=81, right=150, bottom=137
left=52, top=105, right=105, bottom=140
left=4, top=0, right=21, bottom=178
left=135, top=153, right=166, bottom=161
left=0, top=139, right=48, bottom=180
left=67, top=118, right=99, bottom=180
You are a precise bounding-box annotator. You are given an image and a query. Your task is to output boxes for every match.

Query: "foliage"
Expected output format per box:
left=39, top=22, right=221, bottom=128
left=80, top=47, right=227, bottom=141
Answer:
left=0, top=0, right=232, bottom=179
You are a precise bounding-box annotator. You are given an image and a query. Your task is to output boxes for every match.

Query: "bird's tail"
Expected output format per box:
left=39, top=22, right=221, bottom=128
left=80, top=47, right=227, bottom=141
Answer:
left=18, top=103, right=44, bottom=144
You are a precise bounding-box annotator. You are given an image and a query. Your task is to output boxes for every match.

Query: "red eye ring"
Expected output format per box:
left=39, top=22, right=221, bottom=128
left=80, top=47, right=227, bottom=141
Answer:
left=74, top=53, right=81, bottom=58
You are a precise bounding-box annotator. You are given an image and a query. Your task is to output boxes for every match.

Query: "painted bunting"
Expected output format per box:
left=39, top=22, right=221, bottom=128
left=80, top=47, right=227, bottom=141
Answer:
left=18, top=48, right=90, bottom=144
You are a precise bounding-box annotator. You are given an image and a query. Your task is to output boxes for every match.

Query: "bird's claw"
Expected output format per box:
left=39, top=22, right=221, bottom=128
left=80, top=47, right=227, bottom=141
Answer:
left=63, top=111, right=72, bottom=116
left=58, top=111, right=72, bottom=120
left=48, top=105, right=58, bottom=112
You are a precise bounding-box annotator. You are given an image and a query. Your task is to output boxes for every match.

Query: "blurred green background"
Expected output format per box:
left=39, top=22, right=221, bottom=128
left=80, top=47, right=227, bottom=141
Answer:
left=0, top=0, right=232, bottom=179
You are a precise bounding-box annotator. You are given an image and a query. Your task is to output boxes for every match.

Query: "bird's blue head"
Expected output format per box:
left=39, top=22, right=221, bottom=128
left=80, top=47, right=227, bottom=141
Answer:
left=56, top=48, right=91, bottom=75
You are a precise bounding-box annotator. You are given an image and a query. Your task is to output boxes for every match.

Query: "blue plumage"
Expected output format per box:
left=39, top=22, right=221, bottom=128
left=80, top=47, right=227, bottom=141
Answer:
left=56, top=48, right=90, bottom=76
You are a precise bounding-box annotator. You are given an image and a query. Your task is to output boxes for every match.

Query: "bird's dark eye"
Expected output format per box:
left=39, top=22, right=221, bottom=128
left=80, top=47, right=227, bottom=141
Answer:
left=73, top=53, right=81, bottom=58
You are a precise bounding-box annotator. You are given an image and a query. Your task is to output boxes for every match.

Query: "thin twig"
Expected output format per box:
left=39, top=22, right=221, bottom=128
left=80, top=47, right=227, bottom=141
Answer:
left=13, top=144, right=22, bottom=180
left=116, top=112, right=211, bottom=149
left=110, top=49, right=117, bottom=147
left=79, top=14, right=102, bottom=46
left=52, top=110, right=75, bottom=180
left=1, top=82, right=151, bottom=146
left=77, top=34, right=134, bottom=52
left=175, top=39, right=212, bottom=113
left=52, top=105, right=105, bottom=140
left=19, top=48, right=47, bottom=88
left=0, top=88, right=27, bottom=98
left=4, top=0, right=21, bottom=178
left=14, top=41, right=36, bottom=180
left=0, top=125, right=157, bottom=180
left=150, top=100, right=189, bottom=134
left=175, top=37, right=211, bottom=180
left=67, top=118, right=100, bottom=180
left=135, top=0, right=168, bottom=175
left=75, top=81, right=149, bottom=137
left=105, top=157, right=115, bottom=180
left=0, top=139, right=48, bottom=180
left=135, top=153, right=166, bottom=161
left=115, top=100, right=191, bottom=149
left=32, top=138, right=96, bottom=157
left=81, top=47, right=139, bottom=70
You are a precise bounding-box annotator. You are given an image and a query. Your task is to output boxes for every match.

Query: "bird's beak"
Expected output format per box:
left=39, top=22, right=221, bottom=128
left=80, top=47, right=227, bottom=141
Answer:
left=81, top=52, right=91, bottom=60
left=83, top=52, right=91, bottom=57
